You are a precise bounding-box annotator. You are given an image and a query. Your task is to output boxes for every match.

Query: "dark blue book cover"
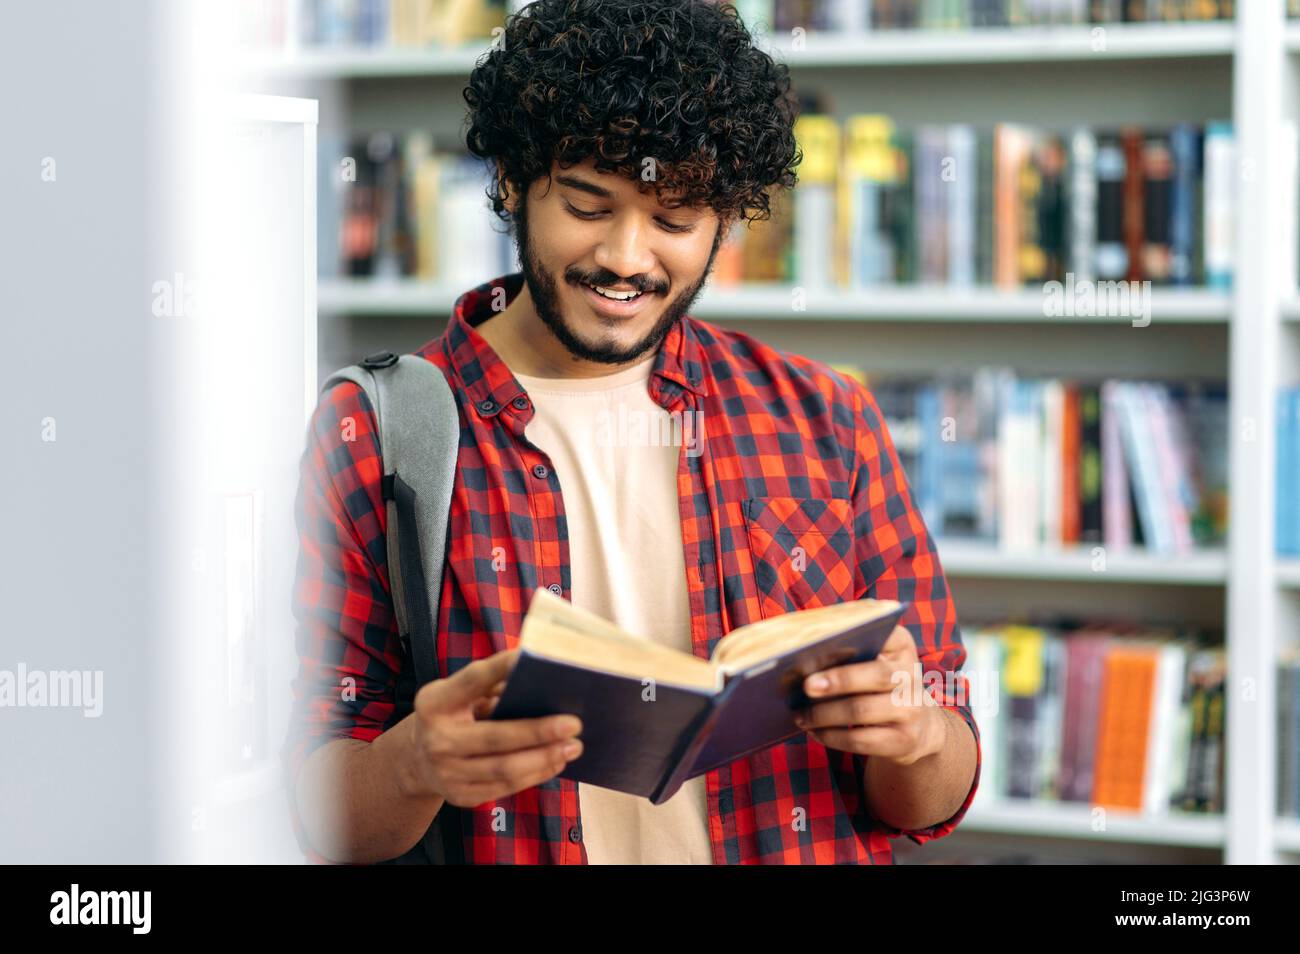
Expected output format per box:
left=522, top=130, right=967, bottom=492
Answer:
left=490, top=590, right=907, bottom=804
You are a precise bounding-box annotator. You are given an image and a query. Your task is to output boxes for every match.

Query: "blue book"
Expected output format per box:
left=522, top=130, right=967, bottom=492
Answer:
left=1169, top=124, right=1200, bottom=286
left=491, top=588, right=906, bottom=804
left=1279, top=390, right=1298, bottom=555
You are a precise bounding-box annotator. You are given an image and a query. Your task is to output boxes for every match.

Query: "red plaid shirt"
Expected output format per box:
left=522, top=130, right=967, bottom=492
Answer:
left=283, top=271, right=980, bottom=864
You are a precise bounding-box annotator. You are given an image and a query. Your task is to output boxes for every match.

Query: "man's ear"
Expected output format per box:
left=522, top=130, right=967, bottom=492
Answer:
left=718, top=211, right=738, bottom=240
left=496, top=162, right=518, bottom=215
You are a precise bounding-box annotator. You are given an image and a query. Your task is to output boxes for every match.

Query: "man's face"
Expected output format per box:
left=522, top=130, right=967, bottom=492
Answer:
left=508, top=158, right=728, bottom=365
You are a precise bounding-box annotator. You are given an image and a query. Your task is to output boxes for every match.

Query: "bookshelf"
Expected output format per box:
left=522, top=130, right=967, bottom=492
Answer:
left=243, top=1, right=1300, bottom=864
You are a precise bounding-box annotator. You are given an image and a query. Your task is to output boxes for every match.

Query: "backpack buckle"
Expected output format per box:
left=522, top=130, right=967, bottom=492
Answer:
left=361, top=350, right=399, bottom=369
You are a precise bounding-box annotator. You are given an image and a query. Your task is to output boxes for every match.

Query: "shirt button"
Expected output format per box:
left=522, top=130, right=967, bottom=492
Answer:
left=568, top=825, right=582, bottom=844
left=478, top=399, right=497, bottom=414
left=548, top=583, right=563, bottom=596
left=532, top=463, right=549, bottom=480
left=512, top=396, right=529, bottom=410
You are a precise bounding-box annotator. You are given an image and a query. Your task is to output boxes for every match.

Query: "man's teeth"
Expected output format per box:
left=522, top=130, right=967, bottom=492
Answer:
left=586, top=283, right=642, bottom=301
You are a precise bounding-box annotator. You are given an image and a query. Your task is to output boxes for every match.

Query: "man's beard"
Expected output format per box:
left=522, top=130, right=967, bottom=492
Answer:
left=511, top=192, right=725, bottom=365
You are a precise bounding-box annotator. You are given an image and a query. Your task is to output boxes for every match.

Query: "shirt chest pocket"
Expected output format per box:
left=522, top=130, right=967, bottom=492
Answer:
left=744, top=496, right=856, bottom=620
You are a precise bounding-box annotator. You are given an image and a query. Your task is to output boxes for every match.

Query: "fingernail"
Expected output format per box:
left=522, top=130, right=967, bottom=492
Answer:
left=563, top=741, right=582, bottom=759
left=808, top=675, right=829, bottom=693
left=555, top=716, right=581, bottom=738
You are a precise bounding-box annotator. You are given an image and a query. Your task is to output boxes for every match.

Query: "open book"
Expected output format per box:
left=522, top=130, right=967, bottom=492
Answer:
left=489, top=588, right=907, bottom=804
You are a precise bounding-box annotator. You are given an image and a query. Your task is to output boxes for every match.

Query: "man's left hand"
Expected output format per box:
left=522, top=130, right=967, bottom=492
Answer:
left=793, top=623, right=946, bottom=766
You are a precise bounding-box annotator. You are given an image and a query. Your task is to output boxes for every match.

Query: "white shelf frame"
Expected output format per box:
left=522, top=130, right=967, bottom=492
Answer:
left=1227, top=0, right=1285, bottom=865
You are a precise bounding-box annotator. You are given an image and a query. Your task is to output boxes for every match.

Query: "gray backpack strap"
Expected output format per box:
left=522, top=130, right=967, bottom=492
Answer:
left=320, top=351, right=459, bottom=691
left=320, top=350, right=464, bottom=866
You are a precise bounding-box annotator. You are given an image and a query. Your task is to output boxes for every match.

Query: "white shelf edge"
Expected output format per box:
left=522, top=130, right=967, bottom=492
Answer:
left=237, top=44, right=490, bottom=79
left=1287, top=24, right=1300, bottom=53
left=962, top=798, right=1226, bottom=847
left=317, top=279, right=1231, bottom=323
left=760, top=22, right=1237, bottom=67
left=1281, top=298, right=1300, bottom=321
left=939, top=541, right=1228, bottom=584
left=1278, top=559, right=1300, bottom=587
left=1276, top=817, right=1300, bottom=852
left=238, top=23, right=1237, bottom=78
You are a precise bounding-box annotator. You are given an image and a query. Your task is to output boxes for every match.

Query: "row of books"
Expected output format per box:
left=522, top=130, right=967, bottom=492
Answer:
left=750, top=0, right=1238, bottom=31
left=836, top=369, right=1229, bottom=554
left=235, top=0, right=517, bottom=49
left=1277, top=387, right=1300, bottom=557
left=236, top=0, right=1255, bottom=50
left=714, top=117, right=1238, bottom=291
left=965, top=623, right=1226, bottom=815
left=320, top=132, right=517, bottom=285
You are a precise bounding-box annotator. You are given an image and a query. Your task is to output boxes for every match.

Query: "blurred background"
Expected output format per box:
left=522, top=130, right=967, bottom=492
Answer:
left=4, top=0, right=1299, bottom=865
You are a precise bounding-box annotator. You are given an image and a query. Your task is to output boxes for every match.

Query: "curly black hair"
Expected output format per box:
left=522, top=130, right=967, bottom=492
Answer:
left=463, top=0, right=802, bottom=227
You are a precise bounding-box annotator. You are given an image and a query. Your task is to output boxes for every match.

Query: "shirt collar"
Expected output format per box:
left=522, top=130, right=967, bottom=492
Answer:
left=440, top=272, right=709, bottom=419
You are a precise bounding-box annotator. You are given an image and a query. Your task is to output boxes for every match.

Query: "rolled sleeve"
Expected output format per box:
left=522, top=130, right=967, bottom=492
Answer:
left=846, top=381, right=982, bottom=845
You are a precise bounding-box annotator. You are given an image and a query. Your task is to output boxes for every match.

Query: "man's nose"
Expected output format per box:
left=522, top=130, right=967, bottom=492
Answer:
left=593, top=213, right=657, bottom=281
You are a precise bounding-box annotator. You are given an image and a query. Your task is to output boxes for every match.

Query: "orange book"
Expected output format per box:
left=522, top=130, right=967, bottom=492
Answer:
left=1061, top=384, right=1081, bottom=545
left=1090, top=644, right=1159, bottom=811
left=712, top=219, right=746, bottom=286
left=994, top=125, right=1030, bottom=289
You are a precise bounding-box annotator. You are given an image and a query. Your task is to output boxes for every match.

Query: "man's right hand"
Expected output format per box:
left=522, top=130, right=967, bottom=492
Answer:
left=401, top=648, right=583, bottom=807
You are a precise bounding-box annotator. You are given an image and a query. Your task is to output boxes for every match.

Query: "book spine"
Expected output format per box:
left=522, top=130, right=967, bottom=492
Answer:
left=650, top=690, right=731, bottom=806
left=1101, top=380, right=1133, bottom=548
left=1141, top=132, right=1174, bottom=285
left=976, top=127, right=997, bottom=285
left=1169, top=123, right=1199, bottom=286
left=1058, top=636, right=1084, bottom=801
left=1069, top=127, right=1097, bottom=283
left=1095, top=133, right=1128, bottom=281
left=947, top=124, right=977, bottom=287
left=994, top=125, right=1026, bottom=289
left=1061, top=383, right=1082, bottom=545
left=1203, top=121, right=1235, bottom=290
left=1289, top=664, right=1300, bottom=817
left=1279, top=390, right=1297, bottom=555
left=1079, top=384, right=1104, bottom=543
left=1121, top=126, right=1145, bottom=282
left=1074, top=637, right=1107, bottom=802
left=793, top=115, right=839, bottom=290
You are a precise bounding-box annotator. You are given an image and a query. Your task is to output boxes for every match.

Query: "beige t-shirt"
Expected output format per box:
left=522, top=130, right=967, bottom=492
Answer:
left=512, top=355, right=714, bottom=865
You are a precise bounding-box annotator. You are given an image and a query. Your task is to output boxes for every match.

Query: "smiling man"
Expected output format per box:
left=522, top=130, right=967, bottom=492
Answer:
left=284, top=0, right=979, bottom=865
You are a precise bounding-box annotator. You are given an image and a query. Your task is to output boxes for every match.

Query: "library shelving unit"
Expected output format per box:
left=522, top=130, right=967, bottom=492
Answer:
left=244, top=5, right=1300, bottom=864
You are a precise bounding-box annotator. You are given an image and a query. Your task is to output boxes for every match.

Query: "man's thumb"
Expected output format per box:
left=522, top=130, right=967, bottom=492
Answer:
left=418, top=649, right=519, bottom=713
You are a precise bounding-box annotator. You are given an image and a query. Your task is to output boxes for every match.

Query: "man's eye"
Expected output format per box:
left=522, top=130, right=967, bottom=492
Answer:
left=564, top=202, right=603, bottom=220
